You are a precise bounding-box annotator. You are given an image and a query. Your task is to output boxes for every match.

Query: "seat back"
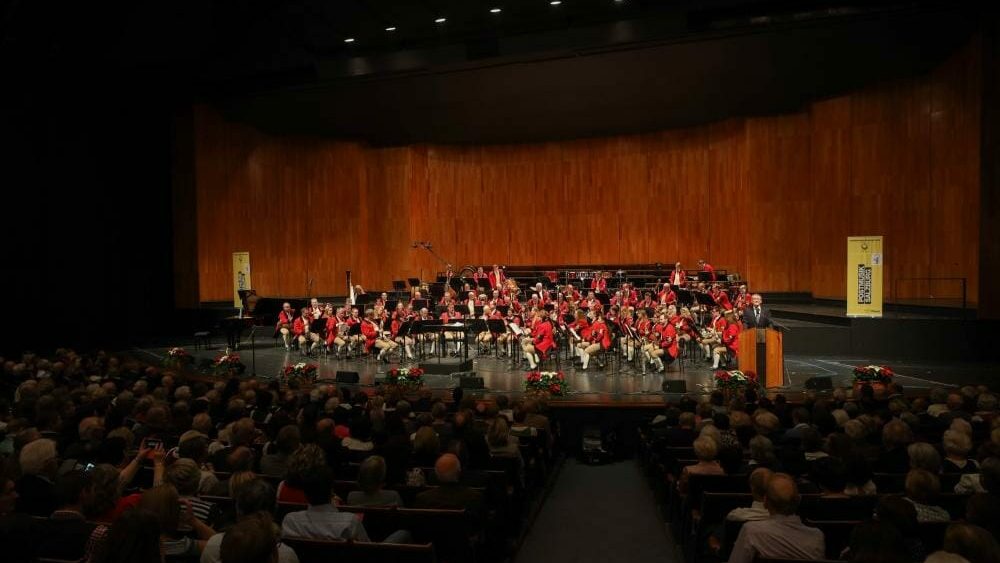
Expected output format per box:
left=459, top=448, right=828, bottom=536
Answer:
left=283, top=537, right=436, bottom=563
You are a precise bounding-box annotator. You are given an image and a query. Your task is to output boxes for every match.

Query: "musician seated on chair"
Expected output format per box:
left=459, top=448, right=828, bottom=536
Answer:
left=275, top=302, right=295, bottom=350
left=577, top=310, right=611, bottom=371
left=700, top=307, right=727, bottom=361
left=712, top=310, right=741, bottom=369
left=523, top=310, right=555, bottom=370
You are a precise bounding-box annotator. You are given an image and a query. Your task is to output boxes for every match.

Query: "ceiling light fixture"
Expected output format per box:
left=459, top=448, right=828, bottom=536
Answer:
left=490, top=8, right=502, bottom=13
left=385, top=26, right=396, bottom=31
left=551, top=0, right=561, bottom=4
left=435, top=17, right=447, bottom=23
left=344, top=38, right=355, bottom=43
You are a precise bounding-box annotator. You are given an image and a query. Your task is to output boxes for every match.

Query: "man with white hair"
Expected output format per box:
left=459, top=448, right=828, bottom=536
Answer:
left=16, top=438, right=59, bottom=516
left=741, top=293, right=773, bottom=329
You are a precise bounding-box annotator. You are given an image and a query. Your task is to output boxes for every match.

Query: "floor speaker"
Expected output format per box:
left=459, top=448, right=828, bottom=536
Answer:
left=803, top=376, right=832, bottom=390
left=459, top=374, right=484, bottom=390
left=335, top=371, right=360, bottom=384
left=662, top=380, right=687, bottom=393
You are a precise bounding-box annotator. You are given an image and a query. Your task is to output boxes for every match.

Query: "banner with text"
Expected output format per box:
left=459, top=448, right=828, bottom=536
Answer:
left=232, top=252, right=251, bottom=308
left=846, top=236, right=883, bottom=317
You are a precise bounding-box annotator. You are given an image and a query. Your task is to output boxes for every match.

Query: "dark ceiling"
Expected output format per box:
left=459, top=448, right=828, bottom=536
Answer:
left=2, top=0, right=983, bottom=145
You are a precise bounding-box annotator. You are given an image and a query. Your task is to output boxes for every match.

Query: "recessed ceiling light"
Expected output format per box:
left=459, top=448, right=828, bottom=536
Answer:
left=490, top=7, right=502, bottom=13
left=344, top=38, right=355, bottom=43
left=435, top=17, right=447, bottom=23
left=550, top=0, right=561, bottom=4
left=385, top=26, right=396, bottom=31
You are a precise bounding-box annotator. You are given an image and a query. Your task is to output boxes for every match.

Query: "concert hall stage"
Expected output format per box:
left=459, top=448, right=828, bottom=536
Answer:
left=138, top=332, right=999, bottom=408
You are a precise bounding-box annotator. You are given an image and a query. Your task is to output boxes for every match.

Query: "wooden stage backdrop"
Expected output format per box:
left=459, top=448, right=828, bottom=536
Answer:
left=180, top=39, right=981, bottom=307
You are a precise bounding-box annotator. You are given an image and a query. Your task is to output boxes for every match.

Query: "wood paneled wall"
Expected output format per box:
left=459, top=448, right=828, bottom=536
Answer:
left=190, top=39, right=981, bottom=305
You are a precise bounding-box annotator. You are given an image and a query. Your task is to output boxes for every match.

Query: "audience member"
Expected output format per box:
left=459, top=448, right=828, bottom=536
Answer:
left=727, top=473, right=825, bottom=563
left=346, top=456, right=403, bottom=507
left=904, top=469, right=951, bottom=522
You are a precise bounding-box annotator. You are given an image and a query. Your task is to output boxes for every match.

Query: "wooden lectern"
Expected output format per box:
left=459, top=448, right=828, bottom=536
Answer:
left=738, top=328, right=784, bottom=388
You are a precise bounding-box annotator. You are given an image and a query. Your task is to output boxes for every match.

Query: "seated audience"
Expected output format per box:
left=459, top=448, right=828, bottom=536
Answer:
left=726, top=468, right=773, bottom=522
left=941, top=522, right=1000, bottom=563
left=140, top=484, right=216, bottom=560
left=875, top=495, right=926, bottom=562
left=908, top=442, right=943, bottom=474
left=202, top=478, right=298, bottom=563
left=36, top=470, right=100, bottom=561
left=727, top=473, right=825, bottom=563
left=259, top=425, right=300, bottom=478
left=346, top=456, right=403, bottom=507
left=91, top=508, right=163, bottom=563
left=941, top=430, right=979, bottom=474
left=220, top=512, right=278, bottom=563
left=904, top=469, right=951, bottom=522
left=414, top=453, right=484, bottom=516
left=283, top=465, right=375, bottom=542
left=876, top=420, right=914, bottom=474
left=843, top=520, right=911, bottom=563
left=678, top=435, right=724, bottom=494
left=16, top=438, right=59, bottom=516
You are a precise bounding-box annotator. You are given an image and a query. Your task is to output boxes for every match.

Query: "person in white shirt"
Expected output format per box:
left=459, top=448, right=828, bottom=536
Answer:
left=727, top=468, right=774, bottom=522
left=727, top=474, right=825, bottom=563
left=201, top=479, right=298, bottom=563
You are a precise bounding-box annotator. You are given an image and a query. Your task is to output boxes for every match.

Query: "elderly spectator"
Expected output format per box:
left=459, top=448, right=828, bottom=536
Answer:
left=16, top=438, right=59, bottom=516
left=927, top=388, right=950, bottom=417
left=665, top=412, right=698, bottom=448
left=277, top=444, right=327, bottom=504
left=742, top=435, right=780, bottom=473
left=90, top=508, right=163, bottom=563
left=220, top=513, right=278, bottom=563
left=486, top=417, right=522, bottom=460
left=414, top=454, right=483, bottom=515
left=346, top=456, right=403, bottom=507
left=876, top=495, right=926, bottom=562
left=941, top=430, right=978, bottom=474
left=728, top=474, right=825, bottom=563
left=904, top=469, right=951, bottom=522
left=678, top=436, right=725, bottom=494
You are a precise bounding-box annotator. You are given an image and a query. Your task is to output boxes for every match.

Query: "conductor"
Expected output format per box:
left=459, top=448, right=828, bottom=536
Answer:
left=742, top=293, right=773, bottom=329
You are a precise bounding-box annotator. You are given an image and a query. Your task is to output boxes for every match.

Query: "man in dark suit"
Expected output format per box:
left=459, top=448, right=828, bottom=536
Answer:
left=742, top=294, right=773, bottom=329
left=414, top=454, right=483, bottom=516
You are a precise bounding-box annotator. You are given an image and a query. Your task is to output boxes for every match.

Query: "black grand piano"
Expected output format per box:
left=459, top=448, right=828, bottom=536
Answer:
left=220, top=291, right=310, bottom=350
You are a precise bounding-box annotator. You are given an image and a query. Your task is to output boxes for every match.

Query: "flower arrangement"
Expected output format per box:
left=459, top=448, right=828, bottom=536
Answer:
left=386, top=367, right=424, bottom=388
left=524, top=371, right=567, bottom=396
left=852, top=365, right=894, bottom=385
left=213, top=352, right=245, bottom=376
left=164, top=347, right=192, bottom=369
left=713, top=369, right=758, bottom=389
left=283, top=362, right=318, bottom=385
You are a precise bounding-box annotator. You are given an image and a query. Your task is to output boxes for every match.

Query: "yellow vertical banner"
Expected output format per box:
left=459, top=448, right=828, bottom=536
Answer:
left=232, top=252, right=251, bottom=307
left=846, top=236, right=883, bottom=317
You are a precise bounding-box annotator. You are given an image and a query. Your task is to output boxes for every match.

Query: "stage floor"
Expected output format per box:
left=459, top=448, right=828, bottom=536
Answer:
left=136, top=339, right=1000, bottom=405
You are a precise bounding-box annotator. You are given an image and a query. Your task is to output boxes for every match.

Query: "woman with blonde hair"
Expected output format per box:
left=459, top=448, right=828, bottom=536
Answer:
left=139, top=484, right=216, bottom=559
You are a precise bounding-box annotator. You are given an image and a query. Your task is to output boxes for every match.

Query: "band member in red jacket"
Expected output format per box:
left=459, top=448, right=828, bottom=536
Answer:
left=487, top=264, right=506, bottom=289
left=523, top=310, right=555, bottom=369
left=659, top=283, right=678, bottom=306
left=712, top=310, right=741, bottom=369
left=700, top=307, right=727, bottom=360
left=698, top=259, right=716, bottom=282
left=652, top=322, right=679, bottom=373
left=709, top=284, right=732, bottom=311
left=589, top=273, right=608, bottom=293
left=391, top=308, right=415, bottom=360
left=292, top=312, right=307, bottom=352
left=670, top=263, right=686, bottom=287
left=577, top=311, right=611, bottom=370
left=275, top=302, right=296, bottom=350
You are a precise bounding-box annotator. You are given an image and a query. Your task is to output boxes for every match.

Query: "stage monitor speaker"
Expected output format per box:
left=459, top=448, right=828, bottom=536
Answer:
left=458, top=374, right=484, bottom=390
left=335, top=371, right=360, bottom=384
left=662, top=380, right=687, bottom=393
left=803, top=376, right=832, bottom=390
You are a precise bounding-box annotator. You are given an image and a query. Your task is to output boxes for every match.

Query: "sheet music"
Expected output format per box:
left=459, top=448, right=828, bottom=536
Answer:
left=509, top=323, right=524, bottom=336
left=569, top=328, right=580, bottom=340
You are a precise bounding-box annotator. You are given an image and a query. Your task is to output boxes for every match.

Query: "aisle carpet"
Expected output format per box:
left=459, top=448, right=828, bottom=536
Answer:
left=515, top=459, right=679, bottom=563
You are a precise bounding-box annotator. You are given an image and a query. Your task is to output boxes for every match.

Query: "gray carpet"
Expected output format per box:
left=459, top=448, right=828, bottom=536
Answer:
left=515, top=459, right=679, bottom=563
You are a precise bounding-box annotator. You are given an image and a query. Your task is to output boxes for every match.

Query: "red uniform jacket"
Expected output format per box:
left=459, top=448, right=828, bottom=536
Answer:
left=670, top=269, right=686, bottom=286
left=660, top=324, right=679, bottom=359
left=702, top=263, right=716, bottom=281
left=532, top=320, right=556, bottom=355
left=589, top=320, right=612, bottom=349
left=361, top=320, right=378, bottom=352
left=590, top=277, right=607, bottom=292
left=292, top=317, right=306, bottom=337
left=276, top=310, right=295, bottom=330
left=711, top=289, right=732, bottom=311
left=487, top=270, right=505, bottom=289
left=659, top=289, right=677, bottom=305
left=712, top=316, right=728, bottom=334
left=722, top=322, right=740, bottom=355
left=636, top=318, right=652, bottom=337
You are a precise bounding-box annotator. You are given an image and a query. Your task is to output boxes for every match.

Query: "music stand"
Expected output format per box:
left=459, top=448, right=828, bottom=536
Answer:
left=412, top=298, right=429, bottom=311
left=408, top=278, right=421, bottom=288
left=596, top=293, right=611, bottom=306
left=477, top=278, right=491, bottom=290
left=676, top=289, right=694, bottom=307
left=543, top=303, right=555, bottom=312
left=497, top=305, right=510, bottom=316
left=392, top=280, right=407, bottom=301
left=386, top=300, right=399, bottom=312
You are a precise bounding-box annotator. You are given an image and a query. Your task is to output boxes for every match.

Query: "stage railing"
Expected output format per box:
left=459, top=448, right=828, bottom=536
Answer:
left=892, top=277, right=967, bottom=312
